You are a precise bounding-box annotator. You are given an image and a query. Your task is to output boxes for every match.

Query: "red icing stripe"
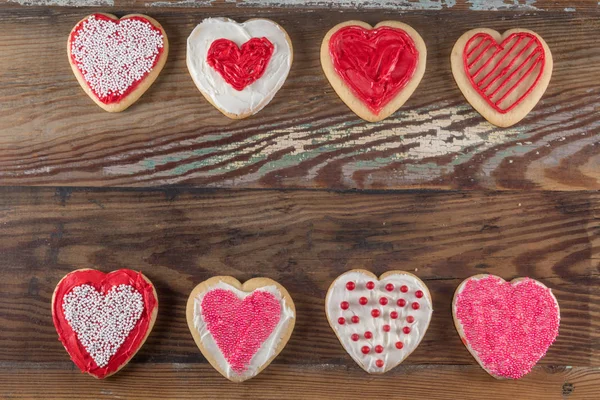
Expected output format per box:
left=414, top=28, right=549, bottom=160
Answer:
left=52, top=269, right=157, bottom=379
left=329, top=25, right=418, bottom=114
left=207, top=38, right=274, bottom=91
left=463, top=32, right=545, bottom=114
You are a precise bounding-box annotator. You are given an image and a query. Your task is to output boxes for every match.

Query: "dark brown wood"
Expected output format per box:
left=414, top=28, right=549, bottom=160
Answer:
left=0, top=364, right=597, bottom=399
left=0, top=188, right=597, bottom=378
left=0, top=7, right=598, bottom=189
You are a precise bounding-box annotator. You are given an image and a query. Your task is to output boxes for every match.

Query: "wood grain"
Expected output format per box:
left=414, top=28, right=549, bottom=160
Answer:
left=3, top=0, right=600, bottom=12
left=0, top=188, right=597, bottom=368
left=0, top=364, right=597, bottom=399
left=0, top=7, right=598, bottom=189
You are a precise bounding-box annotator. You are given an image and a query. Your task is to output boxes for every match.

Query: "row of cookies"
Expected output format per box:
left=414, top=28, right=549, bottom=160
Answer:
left=52, top=269, right=560, bottom=381
left=69, top=14, right=553, bottom=127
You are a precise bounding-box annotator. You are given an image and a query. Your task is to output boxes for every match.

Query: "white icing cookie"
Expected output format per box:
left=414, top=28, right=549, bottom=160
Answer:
left=186, top=17, right=293, bottom=119
left=451, top=28, right=553, bottom=127
left=186, top=276, right=295, bottom=382
left=325, top=269, right=432, bottom=374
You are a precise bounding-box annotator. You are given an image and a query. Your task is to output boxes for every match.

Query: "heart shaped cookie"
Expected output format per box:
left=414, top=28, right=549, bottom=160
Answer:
left=321, top=21, right=426, bottom=122
left=51, top=269, right=158, bottom=378
left=325, top=270, right=432, bottom=373
left=68, top=13, right=168, bottom=112
left=187, top=18, right=293, bottom=119
left=451, top=29, right=553, bottom=127
left=186, top=276, right=295, bottom=382
left=453, top=274, right=560, bottom=379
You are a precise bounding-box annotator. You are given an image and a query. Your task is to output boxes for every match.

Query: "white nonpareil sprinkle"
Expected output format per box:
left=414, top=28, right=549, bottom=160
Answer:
left=71, top=15, right=164, bottom=101
left=63, top=284, right=144, bottom=368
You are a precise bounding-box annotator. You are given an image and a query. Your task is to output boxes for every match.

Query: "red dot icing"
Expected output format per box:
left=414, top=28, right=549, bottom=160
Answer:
left=351, top=333, right=360, bottom=342
left=376, top=359, right=384, bottom=368
left=375, top=345, right=384, bottom=353
left=364, top=331, right=373, bottom=339
left=346, top=282, right=356, bottom=291
left=403, top=327, right=411, bottom=334
left=366, top=281, right=375, bottom=290
left=415, top=290, right=424, bottom=298
left=379, top=297, right=388, bottom=306
left=361, top=346, right=370, bottom=354
left=412, top=302, right=420, bottom=310
left=371, top=309, right=381, bottom=318
left=406, top=316, right=415, bottom=323
left=390, top=311, right=398, bottom=319
left=338, top=317, right=346, bottom=325
left=340, top=301, right=349, bottom=310
left=455, top=276, right=560, bottom=379
left=397, top=299, right=406, bottom=307
left=385, top=283, right=394, bottom=292
left=201, top=289, right=281, bottom=373
left=383, top=324, right=391, bottom=332
left=359, top=297, right=368, bottom=305
left=400, top=285, right=409, bottom=293
left=395, top=341, right=404, bottom=349
left=351, top=316, right=360, bottom=324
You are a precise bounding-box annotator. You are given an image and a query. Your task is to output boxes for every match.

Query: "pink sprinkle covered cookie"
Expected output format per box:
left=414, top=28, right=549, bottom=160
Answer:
left=452, top=274, right=560, bottom=379
left=68, top=13, right=168, bottom=112
left=186, top=276, right=295, bottom=382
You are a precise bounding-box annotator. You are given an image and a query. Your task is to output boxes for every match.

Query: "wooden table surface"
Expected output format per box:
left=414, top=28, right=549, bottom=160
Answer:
left=0, top=0, right=598, bottom=399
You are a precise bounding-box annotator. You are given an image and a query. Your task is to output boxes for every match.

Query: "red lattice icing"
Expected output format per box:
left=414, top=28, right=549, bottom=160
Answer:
left=207, top=38, right=274, bottom=91
left=69, top=14, right=165, bottom=104
left=201, top=289, right=281, bottom=372
left=463, top=32, right=545, bottom=114
left=455, top=276, right=560, bottom=379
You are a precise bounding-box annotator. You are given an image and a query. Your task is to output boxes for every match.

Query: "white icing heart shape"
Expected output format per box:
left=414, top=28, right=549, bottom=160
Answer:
left=326, top=269, right=432, bottom=373
left=62, top=284, right=144, bottom=368
left=186, top=17, right=293, bottom=119
left=186, top=276, right=296, bottom=382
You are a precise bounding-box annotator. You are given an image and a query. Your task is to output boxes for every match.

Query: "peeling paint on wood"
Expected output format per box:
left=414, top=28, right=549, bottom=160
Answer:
left=7, top=0, right=113, bottom=5
left=467, top=0, right=539, bottom=11
left=232, top=0, right=457, bottom=10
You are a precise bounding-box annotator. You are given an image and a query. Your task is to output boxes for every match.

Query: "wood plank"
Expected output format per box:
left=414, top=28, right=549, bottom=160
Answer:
left=0, top=8, right=598, bottom=189
left=3, top=0, right=599, bottom=12
left=0, top=188, right=597, bottom=366
left=0, top=364, right=597, bottom=399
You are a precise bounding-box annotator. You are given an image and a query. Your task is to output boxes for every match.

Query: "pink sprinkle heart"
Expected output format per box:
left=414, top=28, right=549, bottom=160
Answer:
left=201, top=289, right=281, bottom=372
left=454, top=275, right=560, bottom=379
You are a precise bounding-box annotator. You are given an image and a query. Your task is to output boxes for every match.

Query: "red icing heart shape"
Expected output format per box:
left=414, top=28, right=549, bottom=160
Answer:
left=463, top=32, right=546, bottom=114
left=52, top=269, right=158, bottom=379
left=207, top=38, right=275, bottom=91
left=453, top=275, right=560, bottom=379
left=69, top=14, right=166, bottom=105
left=201, top=289, right=281, bottom=372
left=329, top=26, right=418, bottom=114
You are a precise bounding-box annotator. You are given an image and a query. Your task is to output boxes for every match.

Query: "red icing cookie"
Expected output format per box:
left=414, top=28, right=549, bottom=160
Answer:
left=51, top=269, right=158, bottom=379
left=68, top=13, right=169, bottom=112
left=453, top=274, right=560, bottom=379
left=186, top=276, right=295, bottom=382
left=321, top=21, right=427, bottom=122
left=451, top=28, right=553, bottom=127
